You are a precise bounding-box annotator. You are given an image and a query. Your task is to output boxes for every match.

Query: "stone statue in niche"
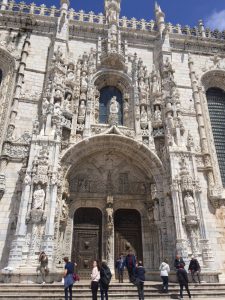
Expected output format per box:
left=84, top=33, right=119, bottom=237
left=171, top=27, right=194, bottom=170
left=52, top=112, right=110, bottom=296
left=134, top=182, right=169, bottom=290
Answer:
left=151, top=70, right=161, bottom=95
left=140, top=106, right=148, bottom=129
left=54, top=89, right=63, bottom=100
left=108, top=96, right=119, bottom=125
left=54, top=102, right=62, bottom=116
left=63, top=94, right=72, bottom=111
left=32, top=184, right=45, bottom=210
left=106, top=195, right=114, bottom=226
left=6, top=125, right=15, bottom=141
left=184, top=192, right=196, bottom=216
left=60, top=198, right=69, bottom=223
left=167, top=112, right=174, bottom=131
left=153, top=200, right=160, bottom=221
left=81, top=72, right=88, bottom=91
left=78, top=100, right=86, bottom=124
left=42, top=97, right=50, bottom=115
left=154, top=105, right=162, bottom=121
left=67, top=64, right=75, bottom=81
left=107, top=8, right=117, bottom=24
left=32, top=119, right=39, bottom=135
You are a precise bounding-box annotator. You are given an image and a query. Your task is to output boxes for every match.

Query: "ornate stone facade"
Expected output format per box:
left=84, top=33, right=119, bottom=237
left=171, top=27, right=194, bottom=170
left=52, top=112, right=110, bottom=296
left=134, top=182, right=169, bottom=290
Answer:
left=0, top=0, right=225, bottom=280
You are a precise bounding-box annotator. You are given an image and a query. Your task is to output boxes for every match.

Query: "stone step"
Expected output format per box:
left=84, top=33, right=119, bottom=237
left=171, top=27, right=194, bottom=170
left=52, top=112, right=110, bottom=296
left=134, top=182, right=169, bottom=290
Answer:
left=0, top=282, right=225, bottom=299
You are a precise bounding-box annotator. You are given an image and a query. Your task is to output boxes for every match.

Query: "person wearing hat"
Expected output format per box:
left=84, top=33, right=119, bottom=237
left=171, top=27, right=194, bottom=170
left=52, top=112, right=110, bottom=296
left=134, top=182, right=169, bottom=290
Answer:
left=188, top=255, right=201, bottom=284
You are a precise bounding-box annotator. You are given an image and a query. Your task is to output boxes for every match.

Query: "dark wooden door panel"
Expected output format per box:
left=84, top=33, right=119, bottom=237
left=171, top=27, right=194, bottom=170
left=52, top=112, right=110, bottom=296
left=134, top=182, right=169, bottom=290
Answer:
left=114, top=209, right=143, bottom=263
left=72, top=208, right=102, bottom=278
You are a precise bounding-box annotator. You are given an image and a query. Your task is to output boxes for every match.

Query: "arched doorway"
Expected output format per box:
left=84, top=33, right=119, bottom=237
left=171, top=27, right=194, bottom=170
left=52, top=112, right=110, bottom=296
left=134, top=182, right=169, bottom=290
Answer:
left=72, top=208, right=102, bottom=277
left=114, top=209, right=143, bottom=262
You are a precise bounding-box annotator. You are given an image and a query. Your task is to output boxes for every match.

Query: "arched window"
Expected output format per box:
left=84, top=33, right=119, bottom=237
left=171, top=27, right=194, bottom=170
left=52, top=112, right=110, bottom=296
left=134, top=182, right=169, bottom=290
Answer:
left=99, top=86, right=123, bottom=125
left=206, top=87, right=225, bottom=186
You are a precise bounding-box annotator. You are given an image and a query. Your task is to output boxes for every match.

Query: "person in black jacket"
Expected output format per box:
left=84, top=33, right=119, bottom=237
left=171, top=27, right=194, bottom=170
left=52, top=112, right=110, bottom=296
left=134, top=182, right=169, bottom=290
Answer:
left=135, top=261, right=145, bottom=300
left=177, top=263, right=192, bottom=299
left=99, top=261, right=112, bottom=300
left=174, top=255, right=185, bottom=270
left=188, top=256, right=201, bottom=283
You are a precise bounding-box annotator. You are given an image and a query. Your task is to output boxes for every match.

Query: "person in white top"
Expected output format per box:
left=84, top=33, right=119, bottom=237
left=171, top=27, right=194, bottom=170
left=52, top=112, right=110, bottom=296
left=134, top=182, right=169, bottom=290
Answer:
left=91, top=260, right=100, bottom=300
left=159, top=258, right=170, bottom=293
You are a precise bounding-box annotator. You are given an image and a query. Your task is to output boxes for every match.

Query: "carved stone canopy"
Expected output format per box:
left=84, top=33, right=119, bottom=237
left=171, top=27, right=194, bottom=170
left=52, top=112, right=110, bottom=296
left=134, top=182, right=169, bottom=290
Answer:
left=202, top=70, right=225, bottom=92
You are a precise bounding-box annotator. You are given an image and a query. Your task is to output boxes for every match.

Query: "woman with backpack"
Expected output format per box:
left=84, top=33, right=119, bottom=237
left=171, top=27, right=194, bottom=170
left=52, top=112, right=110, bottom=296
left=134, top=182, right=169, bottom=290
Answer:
left=99, top=261, right=112, bottom=300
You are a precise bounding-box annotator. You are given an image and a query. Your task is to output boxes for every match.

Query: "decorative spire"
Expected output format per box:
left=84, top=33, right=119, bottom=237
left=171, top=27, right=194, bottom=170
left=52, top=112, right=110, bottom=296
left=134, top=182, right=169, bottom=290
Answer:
left=104, top=0, right=121, bottom=25
left=155, top=1, right=162, bottom=13
left=154, top=1, right=165, bottom=38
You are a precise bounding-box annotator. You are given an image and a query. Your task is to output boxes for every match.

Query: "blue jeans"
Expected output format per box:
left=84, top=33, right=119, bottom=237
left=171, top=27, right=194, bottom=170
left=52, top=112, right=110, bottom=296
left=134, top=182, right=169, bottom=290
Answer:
left=65, top=284, right=73, bottom=300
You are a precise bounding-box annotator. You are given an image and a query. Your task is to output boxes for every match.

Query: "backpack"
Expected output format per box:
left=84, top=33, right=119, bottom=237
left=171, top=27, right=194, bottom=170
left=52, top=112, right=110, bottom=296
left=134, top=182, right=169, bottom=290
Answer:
left=101, top=267, right=112, bottom=285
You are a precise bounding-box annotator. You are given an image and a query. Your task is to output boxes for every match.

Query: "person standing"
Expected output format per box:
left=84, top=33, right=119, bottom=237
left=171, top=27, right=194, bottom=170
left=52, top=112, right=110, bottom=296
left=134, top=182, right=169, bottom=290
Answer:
left=99, top=261, right=112, bottom=300
left=174, top=255, right=185, bottom=270
left=115, top=254, right=125, bottom=283
left=63, top=257, right=75, bottom=300
left=135, top=261, right=145, bottom=300
left=188, top=256, right=201, bottom=283
left=38, top=251, right=49, bottom=284
left=177, top=263, right=192, bottom=299
left=91, top=260, right=100, bottom=300
left=125, top=250, right=136, bottom=282
left=159, top=258, right=170, bottom=293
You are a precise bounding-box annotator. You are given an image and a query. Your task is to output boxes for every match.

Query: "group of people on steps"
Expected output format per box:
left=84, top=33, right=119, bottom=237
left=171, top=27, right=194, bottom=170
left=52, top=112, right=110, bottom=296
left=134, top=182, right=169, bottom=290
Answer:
left=38, top=251, right=201, bottom=300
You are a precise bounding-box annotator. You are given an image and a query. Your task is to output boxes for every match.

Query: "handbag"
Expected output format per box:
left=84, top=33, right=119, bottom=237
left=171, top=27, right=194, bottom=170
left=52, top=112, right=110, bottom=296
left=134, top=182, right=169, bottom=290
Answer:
left=73, top=273, right=80, bottom=282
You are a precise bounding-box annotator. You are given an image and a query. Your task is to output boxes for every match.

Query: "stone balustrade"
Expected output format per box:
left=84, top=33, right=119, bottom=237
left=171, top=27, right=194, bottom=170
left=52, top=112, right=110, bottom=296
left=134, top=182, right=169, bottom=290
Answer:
left=166, top=22, right=225, bottom=40
left=0, top=0, right=60, bottom=17
left=0, top=0, right=225, bottom=40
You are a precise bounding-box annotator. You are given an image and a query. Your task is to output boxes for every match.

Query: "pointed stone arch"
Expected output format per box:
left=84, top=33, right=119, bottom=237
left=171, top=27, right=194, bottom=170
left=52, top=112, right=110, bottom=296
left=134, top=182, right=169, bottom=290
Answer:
left=61, top=134, right=164, bottom=191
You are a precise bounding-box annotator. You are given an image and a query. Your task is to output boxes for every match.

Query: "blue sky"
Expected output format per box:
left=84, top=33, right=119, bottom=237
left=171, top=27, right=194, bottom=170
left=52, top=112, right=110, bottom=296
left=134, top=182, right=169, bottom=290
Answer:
left=23, top=0, right=225, bottom=30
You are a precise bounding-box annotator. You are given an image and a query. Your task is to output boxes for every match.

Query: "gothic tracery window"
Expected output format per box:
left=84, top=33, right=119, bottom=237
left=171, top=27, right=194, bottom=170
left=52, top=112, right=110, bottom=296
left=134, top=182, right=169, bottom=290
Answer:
left=99, top=86, right=123, bottom=125
left=206, top=87, right=225, bottom=186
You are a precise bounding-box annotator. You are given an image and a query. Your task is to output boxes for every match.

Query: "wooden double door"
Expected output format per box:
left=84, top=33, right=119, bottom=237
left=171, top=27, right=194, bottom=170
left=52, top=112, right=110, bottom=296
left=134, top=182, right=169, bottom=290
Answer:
left=72, top=208, right=143, bottom=277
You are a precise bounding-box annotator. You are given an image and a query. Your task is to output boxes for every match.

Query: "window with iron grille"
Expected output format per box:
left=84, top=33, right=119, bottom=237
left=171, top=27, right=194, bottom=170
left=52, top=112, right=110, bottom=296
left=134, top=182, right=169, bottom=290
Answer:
left=206, top=87, right=225, bottom=186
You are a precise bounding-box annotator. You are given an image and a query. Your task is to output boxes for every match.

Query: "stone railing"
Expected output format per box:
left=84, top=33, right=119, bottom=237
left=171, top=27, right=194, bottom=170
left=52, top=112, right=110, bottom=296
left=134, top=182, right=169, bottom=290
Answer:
left=0, top=0, right=60, bottom=17
left=119, top=17, right=156, bottom=32
left=0, top=1, right=225, bottom=40
left=68, top=9, right=105, bottom=24
left=166, top=22, right=225, bottom=40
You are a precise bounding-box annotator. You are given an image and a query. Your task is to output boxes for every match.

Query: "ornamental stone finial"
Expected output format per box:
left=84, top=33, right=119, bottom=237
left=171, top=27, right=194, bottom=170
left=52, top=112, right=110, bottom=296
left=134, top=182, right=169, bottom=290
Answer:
left=60, top=0, right=70, bottom=11
left=1, top=0, right=8, bottom=10
left=104, top=0, right=121, bottom=25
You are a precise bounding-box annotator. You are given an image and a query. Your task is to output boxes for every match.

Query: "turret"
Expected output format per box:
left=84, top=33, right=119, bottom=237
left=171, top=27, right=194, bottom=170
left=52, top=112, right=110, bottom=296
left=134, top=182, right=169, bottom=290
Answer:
left=155, top=1, right=165, bottom=38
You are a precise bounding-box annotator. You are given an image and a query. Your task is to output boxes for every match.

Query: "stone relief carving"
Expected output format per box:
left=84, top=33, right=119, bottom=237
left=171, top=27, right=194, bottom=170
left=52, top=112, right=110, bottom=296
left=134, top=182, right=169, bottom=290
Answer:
left=69, top=152, right=151, bottom=195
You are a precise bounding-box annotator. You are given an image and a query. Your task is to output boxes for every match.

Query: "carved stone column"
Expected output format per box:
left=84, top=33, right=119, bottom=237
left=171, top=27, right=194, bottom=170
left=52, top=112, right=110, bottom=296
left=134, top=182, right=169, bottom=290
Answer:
left=106, top=195, right=115, bottom=275
left=171, top=178, right=187, bottom=256
left=8, top=173, right=32, bottom=267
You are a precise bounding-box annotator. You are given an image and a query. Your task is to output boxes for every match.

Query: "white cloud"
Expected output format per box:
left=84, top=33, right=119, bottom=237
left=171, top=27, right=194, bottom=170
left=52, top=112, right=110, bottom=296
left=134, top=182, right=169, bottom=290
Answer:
left=205, top=10, right=225, bottom=31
